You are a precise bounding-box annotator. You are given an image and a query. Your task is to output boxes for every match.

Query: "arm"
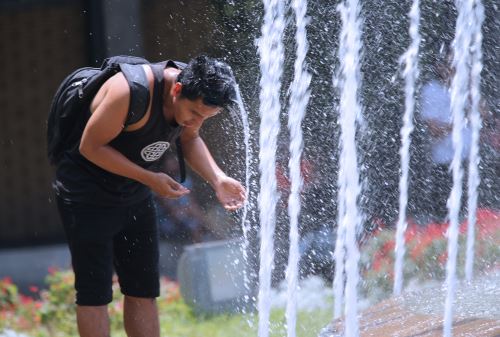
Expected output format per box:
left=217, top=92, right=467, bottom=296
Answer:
left=180, top=127, right=225, bottom=187
left=79, top=74, right=189, bottom=198
left=180, top=126, right=245, bottom=210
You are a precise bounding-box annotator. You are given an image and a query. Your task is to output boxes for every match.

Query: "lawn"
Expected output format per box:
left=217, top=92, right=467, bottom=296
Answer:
left=0, top=271, right=334, bottom=337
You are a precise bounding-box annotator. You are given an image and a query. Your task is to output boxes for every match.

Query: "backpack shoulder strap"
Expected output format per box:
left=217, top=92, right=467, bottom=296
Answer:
left=150, top=61, right=187, bottom=183
left=152, top=59, right=185, bottom=73
left=119, top=63, right=150, bottom=126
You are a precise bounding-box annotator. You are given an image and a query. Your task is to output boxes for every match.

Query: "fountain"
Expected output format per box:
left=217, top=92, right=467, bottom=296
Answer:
left=393, top=0, right=420, bottom=297
left=332, top=1, right=364, bottom=336
left=284, top=0, right=311, bottom=336
left=256, top=1, right=285, bottom=336
left=228, top=0, right=499, bottom=336
left=464, top=0, right=485, bottom=283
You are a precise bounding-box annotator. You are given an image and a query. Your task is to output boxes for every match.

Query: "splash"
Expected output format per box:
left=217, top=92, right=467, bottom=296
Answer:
left=234, top=84, right=253, bottom=308
left=257, top=0, right=285, bottom=336
left=465, top=0, right=485, bottom=282
left=284, top=0, right=311, bottom=336
left=334, top=0, right=364, bottom=336
left=443, top=0, right=476, bottom=335
left=393, top=0, right=421, bottom=296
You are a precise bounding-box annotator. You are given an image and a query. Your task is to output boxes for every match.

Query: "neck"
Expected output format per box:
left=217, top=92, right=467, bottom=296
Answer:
left=162, top=69, right=178, bottom=124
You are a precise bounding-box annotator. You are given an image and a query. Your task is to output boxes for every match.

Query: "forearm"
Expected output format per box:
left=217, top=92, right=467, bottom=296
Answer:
left=79, top=144, right=154, bottom=186
left=181, top=136, right=225, bottom=188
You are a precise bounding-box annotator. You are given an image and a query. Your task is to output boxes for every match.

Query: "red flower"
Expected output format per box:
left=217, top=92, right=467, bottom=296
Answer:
left=459, top=208, right=500, bottom=238
left=1, top=277, right=12, bottom=285
left=19, top=294, right=33, bottom=305
left=438, top=251, right=448, bottom=265
left=410, top=235, right=434, bottom=260
left=425, top=222, right=447, bottom=239
left=405, top=224, right=418, bottom=243
left=372, top=258, right=382, bottom=272
left=476, top=210, right=500, bottom=239
left=47, top=266, right=58, bottom=275
left=381, top=240, right=395, bottom=255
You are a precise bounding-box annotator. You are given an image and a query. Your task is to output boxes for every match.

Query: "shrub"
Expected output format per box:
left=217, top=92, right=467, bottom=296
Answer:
left=38, top=269, right=77, bottom=336
left=360, top=208, right=500, bottom=301
left=0, top=269, right=186, bottom=336
left=0, top=277, right=43, bottom=333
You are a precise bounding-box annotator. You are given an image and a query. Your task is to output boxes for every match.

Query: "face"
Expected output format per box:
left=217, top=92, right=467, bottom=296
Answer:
left=174, top=97, right=221, bottom=128
left=171, top=84, right=221, bottom=128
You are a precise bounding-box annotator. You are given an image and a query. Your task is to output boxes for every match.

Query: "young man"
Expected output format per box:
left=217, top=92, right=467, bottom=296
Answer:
left=52, top=55, right=246, bottom=337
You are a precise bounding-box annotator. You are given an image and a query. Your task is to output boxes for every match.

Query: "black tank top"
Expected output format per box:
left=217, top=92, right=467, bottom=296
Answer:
left=54, top=63, right=182, bottom=206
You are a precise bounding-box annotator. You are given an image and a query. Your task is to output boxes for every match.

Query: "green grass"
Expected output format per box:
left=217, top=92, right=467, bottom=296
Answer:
left=1, top=271, right=334, bottom=337
left=98, top=300, right=333, bottom=337
left=154, top=304, right=333, bottom=337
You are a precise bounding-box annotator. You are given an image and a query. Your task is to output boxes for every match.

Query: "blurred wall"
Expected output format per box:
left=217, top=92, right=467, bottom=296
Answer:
left=141, top=0, right=218, bottom=61
left=0, top=0, right=223, bottom=247
left=0, top=1, right=88, bottom=247
left=1, top=0, right=497, bottom=249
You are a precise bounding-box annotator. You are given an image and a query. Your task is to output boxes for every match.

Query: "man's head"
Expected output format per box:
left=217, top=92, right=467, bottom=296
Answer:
left=178, top=55, right=236, bottom=108
left=171, top=56, right=236, bottom=128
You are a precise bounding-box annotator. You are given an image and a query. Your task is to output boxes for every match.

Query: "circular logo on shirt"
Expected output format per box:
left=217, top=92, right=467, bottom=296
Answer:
left=141, top=141, right=170, bottom=162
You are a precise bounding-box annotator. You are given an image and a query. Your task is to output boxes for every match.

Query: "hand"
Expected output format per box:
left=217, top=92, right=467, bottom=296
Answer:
left=214, top=176, right=246, bottom=211
left=147, top=172, right=190, bottom=199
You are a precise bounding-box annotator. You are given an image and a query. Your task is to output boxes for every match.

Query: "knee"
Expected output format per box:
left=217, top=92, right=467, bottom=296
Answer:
left=76, top=287, right=113, bottom=306
left=124, top=295, right=156, bottom=305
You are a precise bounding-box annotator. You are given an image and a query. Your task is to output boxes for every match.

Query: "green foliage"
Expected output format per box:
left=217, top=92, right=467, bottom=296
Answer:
left=0, top=278, right=44, bottom=334
left=0, top=277, right=18, bottom=310
left=38, top=269, right=77, bottom=336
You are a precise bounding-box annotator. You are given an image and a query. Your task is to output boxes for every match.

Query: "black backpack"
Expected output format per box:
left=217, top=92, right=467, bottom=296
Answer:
left=46, top=55, right=153, bottom=165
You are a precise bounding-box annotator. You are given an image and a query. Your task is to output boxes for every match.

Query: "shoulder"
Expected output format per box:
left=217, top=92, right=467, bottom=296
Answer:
left=164, top=66, right=181, bottom=82
left=90, top=72, right=131, bottom=117
left=104, top=72, right=131, bottom=99
left=91, top=72, right=130, bottom=110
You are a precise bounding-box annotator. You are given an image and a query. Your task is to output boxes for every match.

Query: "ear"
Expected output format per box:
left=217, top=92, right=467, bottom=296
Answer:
left=172, top=82, right=182, bottom=97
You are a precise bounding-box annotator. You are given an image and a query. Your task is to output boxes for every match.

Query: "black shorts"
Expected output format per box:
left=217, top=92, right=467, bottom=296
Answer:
left=56, top=196, right=160, bottom=306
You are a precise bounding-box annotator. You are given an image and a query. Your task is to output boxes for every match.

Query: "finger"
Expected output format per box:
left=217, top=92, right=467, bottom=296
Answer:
left=239, top=191, right=246, bottom=201
left=224, top=200, right=243, bottom=211
left=168, top=180, right=190, bottom=193
left=224, top=204, right=239, bottom=211
left=228, top=187, right=245, bottom=200
left=177, top=187, right=191, bottom=194
left=167, top=189, right=189, bottom=199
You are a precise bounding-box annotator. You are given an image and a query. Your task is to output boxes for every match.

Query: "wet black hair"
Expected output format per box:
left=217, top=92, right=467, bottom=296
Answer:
left=176, top=55, right=237, bottom=108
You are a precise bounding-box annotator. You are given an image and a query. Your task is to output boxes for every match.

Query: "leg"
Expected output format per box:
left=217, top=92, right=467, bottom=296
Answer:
left=114, top=198, right=160, bottom=337
left=56, top=198, right=122, bottom=336
left=76, top=305, right=110, bottom=337
left=123, top=296, right=159, bottom=337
